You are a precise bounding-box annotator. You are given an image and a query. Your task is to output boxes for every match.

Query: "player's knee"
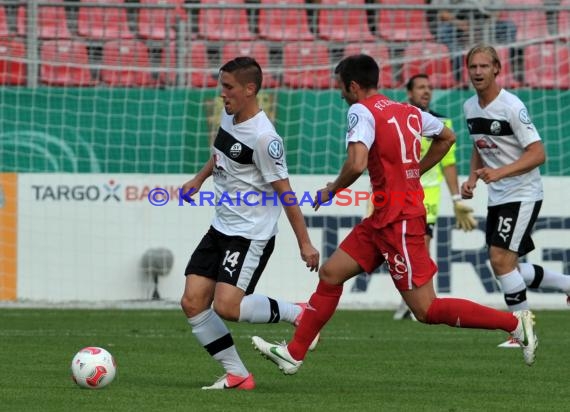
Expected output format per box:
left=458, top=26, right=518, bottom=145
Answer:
left=212, top=299, right=240, bottom=322
left=181, top=294, right=200, bottom=318
left=412, top=308, right=429, bottom=323
left=318, top=264, right=341, bottom=285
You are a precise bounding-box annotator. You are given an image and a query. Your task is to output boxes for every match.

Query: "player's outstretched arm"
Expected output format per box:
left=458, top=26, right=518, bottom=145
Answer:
left=180, top=156, right=214, bottom=202
left=313, top=141, right=368, bottom=211
left=271, top=178, right=320, bottom=272
left=419, top=126, right=455, bottom=175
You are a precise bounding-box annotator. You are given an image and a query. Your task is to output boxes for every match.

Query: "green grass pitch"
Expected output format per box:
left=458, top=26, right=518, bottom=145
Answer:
left=0, top=308, right=566, bottom=412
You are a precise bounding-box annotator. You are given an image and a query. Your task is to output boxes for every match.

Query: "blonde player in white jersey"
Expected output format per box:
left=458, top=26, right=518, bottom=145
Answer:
left=179, top=57, right=320, bottom=390
left=461, top=44, right=570, bottom=348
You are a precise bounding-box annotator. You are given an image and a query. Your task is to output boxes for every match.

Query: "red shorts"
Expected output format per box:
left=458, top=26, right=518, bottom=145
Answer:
left=339, top=216, right=437, bottom=291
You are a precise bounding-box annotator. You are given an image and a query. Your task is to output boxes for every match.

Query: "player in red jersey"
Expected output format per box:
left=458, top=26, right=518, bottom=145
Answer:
left=252, top=54, right=538, bottom=372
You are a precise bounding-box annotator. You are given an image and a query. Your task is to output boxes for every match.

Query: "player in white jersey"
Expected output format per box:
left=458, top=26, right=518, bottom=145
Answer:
left=179, top=57, right=320, bottom=390
left=461, top=44, right=570, bottom=348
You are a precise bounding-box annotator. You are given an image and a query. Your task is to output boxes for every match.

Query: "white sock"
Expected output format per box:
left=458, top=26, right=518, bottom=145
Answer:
left=239, top=294, right=301, bottom=324
left=188, top=309, right=248, bottom=377
left=496, top=269, right=530, bottom=311
left=519, top=262, right=570, bottom=294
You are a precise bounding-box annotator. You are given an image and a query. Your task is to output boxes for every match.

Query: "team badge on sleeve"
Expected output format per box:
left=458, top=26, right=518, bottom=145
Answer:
left=348, top=113, right=359, bottom=131
left=519, top=108, right=532, bottom=124
left=268, top=139, right=284, bottom=159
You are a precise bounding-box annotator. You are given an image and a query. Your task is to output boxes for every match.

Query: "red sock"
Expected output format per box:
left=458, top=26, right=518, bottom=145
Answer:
left=425, top=297, right=518, bottom=332
left=288, top=280, right=343, bottom=361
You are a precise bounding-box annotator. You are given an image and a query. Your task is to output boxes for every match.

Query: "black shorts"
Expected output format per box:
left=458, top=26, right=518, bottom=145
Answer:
left=486, top=200, right=542, bottom=257
left=185, top=226, right=275, bottom=295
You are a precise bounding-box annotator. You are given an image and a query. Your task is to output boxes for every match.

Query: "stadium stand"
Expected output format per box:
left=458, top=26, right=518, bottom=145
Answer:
left=78, top=0, right=135, bottom=41
left=101, top=39, right=155, bottom=86
left=558, top=0, right=570, bottom=40
left=501, top=0, right=550, bottom=42
left=376, top=0, right=434, bottom=42
left=17, top=0, right=72, bottom=39
left=317, top=0, right=375, bottom=42
left=282, top=41, right=333, bottom=89
left=198, top=0, right=255, bottom=41
left=40, top=40, right=97, bottom=86
left=0, top=6, right=11, bottom=38
left=258, top=0, right=315, bottom=41
left=0, top=39, right=26, bottom=85
left=138, top=0, right=187, bottom=41
left=185, top=41, right=218, bottom=88
left=524, top=42, right=570, bottom=89
left=401, top=42, right=454, bottom=89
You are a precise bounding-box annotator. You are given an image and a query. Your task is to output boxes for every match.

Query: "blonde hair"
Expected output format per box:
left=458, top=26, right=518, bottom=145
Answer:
left=465, top=44, right=502, bottom=76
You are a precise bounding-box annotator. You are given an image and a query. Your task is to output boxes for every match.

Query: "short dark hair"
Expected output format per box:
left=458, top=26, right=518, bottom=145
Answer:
left=406, top=73, right=430, bottom=91
left=335, top=54, right=379, bottom=91
left=219, top=56, right=263, bottom=93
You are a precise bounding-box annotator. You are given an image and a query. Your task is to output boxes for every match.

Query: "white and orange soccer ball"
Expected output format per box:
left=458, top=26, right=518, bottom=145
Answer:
left=71, top=347, right=117, bottom=389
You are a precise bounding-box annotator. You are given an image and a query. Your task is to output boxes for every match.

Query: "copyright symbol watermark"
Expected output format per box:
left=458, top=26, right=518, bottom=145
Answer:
left=148, top=188, right=169, bottom=206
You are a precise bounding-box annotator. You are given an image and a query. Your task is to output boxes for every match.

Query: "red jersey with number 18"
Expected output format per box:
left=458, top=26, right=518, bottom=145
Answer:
left=345, top=94, right=444, bottom=229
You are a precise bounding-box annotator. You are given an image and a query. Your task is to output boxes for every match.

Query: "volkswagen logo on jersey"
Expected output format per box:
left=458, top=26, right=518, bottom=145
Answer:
left=519, top=108, right=532, bottom=124
left=268, top=139, right=283, bottom=159
left=229, top=143, right=242, bottom=158
left=490, top=120, right=501, bottom=135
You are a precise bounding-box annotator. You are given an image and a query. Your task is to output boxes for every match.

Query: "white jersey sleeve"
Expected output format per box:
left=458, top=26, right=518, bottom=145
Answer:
left=345, top=103, right=375, bottom=149
left=420, top=110, right=445, bottom=137
left=253, top=133, right=289, bottom=183
left=508, top=100, right=542, bottom=148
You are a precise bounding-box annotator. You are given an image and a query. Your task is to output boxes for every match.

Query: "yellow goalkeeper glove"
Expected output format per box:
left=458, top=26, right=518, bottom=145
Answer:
left=453, top=196, right=477, bottom=231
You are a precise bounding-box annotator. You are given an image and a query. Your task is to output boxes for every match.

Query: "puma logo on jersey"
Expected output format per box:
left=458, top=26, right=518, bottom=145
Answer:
left=224, top=267, right=236, bottom=277
left=499, top=232, right=510, bottom=242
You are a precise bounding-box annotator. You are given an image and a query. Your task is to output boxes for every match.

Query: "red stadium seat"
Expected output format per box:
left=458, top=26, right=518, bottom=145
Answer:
left=40, top=40, right=96, bottom=86
left=500, top=0, right=550, bottom=42
left=101, top=40, right=155, bottom=87
left=258, top=0, right=315, bottom=41
left=78, top=0, right=135, bottom=41
left=17, top=0, right=71, bottom=39
left=0, top=39, right=26, bottom=85
left=138, top=0, right=187, bottom=40
left=198, top=0, right=255, bottom=41
left=524, top=43, right=570, bottom=89
left=282, top=42, right=333, bottom=89
left=185, top=41, right=219, bottom=88
left=318, top=0, right=374, bottom=42
left=221, top=42, right=279, bottom=88
left=158, top=42, right=178, bottom=86
left=402, top=42, right=454, bottom=89
left=376, top=0, right=434, bottom=42
left=343, top=43, right=394, bottom=88
left=0, top=6, right=11, bottom=38
left=558, top=0, right=570, bottom=40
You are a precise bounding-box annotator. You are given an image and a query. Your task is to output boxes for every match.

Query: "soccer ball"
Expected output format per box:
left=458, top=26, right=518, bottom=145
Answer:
left=71, top=347, right=116, bottom=389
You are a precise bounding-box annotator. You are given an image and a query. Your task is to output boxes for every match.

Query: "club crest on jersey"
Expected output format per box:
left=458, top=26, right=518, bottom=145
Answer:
left=229, top=143, right=242, bottom=158
left=519, top=108, right=532, bottom=124
left=347, top=113, right=359, bottom=132
left=490, top=121, right=501, bottom=135
left=268, top=140, right=284, bottom=159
